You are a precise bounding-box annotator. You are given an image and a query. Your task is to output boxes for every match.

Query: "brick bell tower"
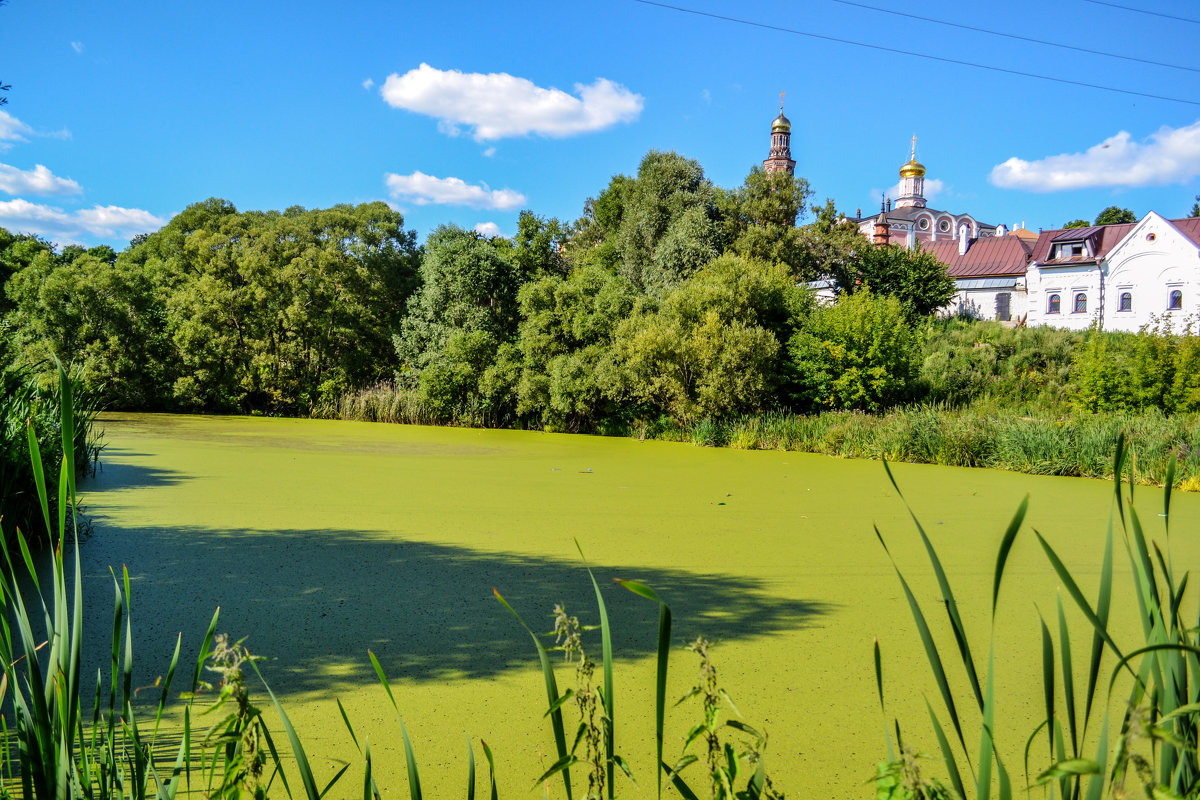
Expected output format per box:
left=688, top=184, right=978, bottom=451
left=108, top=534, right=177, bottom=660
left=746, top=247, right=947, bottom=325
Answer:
left=763, top=93, right=796, bottom=175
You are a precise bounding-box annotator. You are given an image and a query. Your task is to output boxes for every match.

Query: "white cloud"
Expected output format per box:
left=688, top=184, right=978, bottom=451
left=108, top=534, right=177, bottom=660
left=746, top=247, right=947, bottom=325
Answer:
left=0, top=111, right=34, bottom=146
left=379, top=63, right=643, bottom=141
left=473, top=221, right=504, bottom=238
left=384, top=171, right=526, bottom=210
left=482, top=146, right=496, bottom=158
left=871, top=177, right=945, bottom=205
left=71, top=41, right=84, bottom=54
left=990, top=121, right=1200, bottom=192
left=0, top=163, right=82, bottom=196
left=362, top=77, right=375, bottom=90
left=0, top=198, right=165, bottom=242
left=701, top=88, right=712, bottom=105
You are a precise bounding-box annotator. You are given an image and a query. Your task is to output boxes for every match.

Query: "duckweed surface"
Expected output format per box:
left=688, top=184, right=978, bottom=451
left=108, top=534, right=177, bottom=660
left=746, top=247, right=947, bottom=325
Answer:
left=79, top=413, right=1200, bottom=800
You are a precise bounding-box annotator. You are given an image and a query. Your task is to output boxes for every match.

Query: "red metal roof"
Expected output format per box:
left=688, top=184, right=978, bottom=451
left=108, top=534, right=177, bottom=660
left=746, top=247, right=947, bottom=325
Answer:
left=919, top=235, right=1031, bottom=277
left=1031, top=222, right=1135, bottom=264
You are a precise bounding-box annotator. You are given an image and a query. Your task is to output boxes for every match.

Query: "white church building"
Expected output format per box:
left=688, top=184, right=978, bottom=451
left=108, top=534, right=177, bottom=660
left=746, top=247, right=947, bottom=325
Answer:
left=1025, top=212, right=1200, bottom=333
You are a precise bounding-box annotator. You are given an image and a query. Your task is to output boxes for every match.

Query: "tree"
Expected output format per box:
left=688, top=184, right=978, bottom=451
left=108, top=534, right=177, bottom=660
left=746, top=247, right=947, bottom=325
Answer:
left=1063, top=219, right=1090, bottom=229
left=793, top=199, right=867, bottom=284
left=834, top=244, right=956, bottom=318
left=571, top=151, right=725, bottom=295
left=394, top=225, right=523, bottom=421
left=1189, top=195, right=1199, bottom=218
left=610, top=254, right=807, bottom=422
left=788, top=289, right=919, bottom=411
left=722, top=166, right=814, bottom=277
left=1094, top=206, right=1137, bottom=225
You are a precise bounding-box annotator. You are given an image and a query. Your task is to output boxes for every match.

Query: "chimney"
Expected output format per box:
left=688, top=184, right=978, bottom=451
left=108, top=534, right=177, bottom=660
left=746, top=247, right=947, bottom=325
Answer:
left=958, top=223, right=970, bottom=255
left=886, top=197, right=892, bottom=212
left=856, top=208, right=861, bottom=218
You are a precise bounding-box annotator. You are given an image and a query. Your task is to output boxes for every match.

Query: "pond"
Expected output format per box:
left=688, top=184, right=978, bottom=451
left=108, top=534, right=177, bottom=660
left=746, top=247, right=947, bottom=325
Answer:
left=75, top=413, right=1200, bottom=800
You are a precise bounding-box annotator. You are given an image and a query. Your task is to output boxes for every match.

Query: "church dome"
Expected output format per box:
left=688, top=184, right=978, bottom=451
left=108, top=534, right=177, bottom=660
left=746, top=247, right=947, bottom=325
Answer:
left=899, top=157, right=925, bottom=178
left=771, top=112, right=791, bottom=133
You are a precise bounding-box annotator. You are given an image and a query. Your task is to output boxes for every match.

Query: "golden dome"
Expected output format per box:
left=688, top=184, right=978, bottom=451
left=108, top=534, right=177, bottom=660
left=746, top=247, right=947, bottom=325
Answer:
left=771, top=113, right=791, bottom=133
left=899, top=157, right=925, bottom=178
left=900, top=134, right=924, bottom=177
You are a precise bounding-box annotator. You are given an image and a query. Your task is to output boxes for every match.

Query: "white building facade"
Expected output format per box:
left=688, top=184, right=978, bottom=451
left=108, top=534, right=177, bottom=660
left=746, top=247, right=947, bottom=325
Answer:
left=1026, top=213, right=1200, bottom=332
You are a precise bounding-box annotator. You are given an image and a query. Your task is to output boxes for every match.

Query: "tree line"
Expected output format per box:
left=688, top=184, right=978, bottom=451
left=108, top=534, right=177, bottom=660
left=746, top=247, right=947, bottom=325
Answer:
left=1, top=151, right=960, bottom=427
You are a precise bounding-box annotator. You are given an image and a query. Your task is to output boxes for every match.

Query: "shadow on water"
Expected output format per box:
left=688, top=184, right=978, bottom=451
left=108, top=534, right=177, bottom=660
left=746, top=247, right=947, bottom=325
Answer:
left=68, top=522, right=831, bottom=698
left=86, top=449, right=190, bottom=492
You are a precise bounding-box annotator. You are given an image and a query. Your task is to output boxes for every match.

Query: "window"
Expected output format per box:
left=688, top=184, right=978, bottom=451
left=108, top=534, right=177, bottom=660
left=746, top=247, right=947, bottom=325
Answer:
left=918, top=218, right=930, bottom=230
left=938, top=218, right=951, bottom=232
left=1169, top=289, right=1183, bottom=310
left=1048, top=293, right=1061, bottom=314
left=1074, top=293, right=1087, bottom=313
left=1118, top=292, right=1132, bottom=312
left=1146, top=233, right=1156, bottom=242
left=1069, top=243, right=1084, bottom=258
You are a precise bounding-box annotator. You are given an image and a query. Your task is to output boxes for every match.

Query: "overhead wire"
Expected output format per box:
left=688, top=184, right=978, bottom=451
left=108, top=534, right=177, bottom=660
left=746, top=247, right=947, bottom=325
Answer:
left=1078, top=0, right=1200, bottom=25
left=631, top=0, right=1200, bottom=107
left=830, top=0, right=1200, bottom=74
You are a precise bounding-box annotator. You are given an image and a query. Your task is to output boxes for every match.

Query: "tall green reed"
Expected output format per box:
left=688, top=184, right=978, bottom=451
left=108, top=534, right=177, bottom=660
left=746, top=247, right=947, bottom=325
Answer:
left=876, top=434, right=1200, bottom=800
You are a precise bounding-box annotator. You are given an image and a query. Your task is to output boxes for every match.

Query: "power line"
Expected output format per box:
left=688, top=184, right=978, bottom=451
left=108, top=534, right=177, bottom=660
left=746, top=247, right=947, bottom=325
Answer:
left=1079, top=0, right=1200, bottom=25
left=632, top=0, right=1200, bottom=107
left=830, top=0, right=1200, bottom=74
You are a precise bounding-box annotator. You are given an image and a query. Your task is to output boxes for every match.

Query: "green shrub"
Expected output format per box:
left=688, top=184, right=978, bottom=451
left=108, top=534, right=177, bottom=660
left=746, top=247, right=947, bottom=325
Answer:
left=789, top=290, right=919, bottom=412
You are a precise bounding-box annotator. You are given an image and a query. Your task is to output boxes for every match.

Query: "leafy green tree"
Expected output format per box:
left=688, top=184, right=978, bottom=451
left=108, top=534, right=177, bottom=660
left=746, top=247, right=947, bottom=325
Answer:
left=1063, top=219, right=1090, bottom=229
left=512, top=210, right=570, bottom=280
left=516, top=265, right=639, bottom=430
left=788, top=289, right=919, bottom=411
left=722, top=167, right=816, bottom=277
left=1189, top=195, right=1199, bottom=218
left=611, top=254, right=806, bottom=422
left=395, top=225, right=523, bottom=421
left=792, top=199, right=867, bottom=283
left=572, top=151, right=725, bottom=295
left=1094, top=206, right=1137, bottom=225
left=7, top=199, right=421, bottom=413
left=834, top=244, right=956, bottom=318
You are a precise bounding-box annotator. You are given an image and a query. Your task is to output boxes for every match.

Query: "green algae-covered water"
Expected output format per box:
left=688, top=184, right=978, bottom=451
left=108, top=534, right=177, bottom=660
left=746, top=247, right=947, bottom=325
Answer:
left=79, top=413, right=1200, bottom=800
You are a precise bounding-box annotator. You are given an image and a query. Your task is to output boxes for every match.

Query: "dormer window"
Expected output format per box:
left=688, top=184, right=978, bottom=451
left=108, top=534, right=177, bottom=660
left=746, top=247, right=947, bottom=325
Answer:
left=1052, top=241, right=1087, bottom=259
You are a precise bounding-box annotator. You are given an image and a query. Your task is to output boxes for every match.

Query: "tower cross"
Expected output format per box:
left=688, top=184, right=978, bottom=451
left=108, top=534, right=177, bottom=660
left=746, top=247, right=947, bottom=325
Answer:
left=779, top=90, right=785, bottom=111
left=910, top=133, right=917, bottom=159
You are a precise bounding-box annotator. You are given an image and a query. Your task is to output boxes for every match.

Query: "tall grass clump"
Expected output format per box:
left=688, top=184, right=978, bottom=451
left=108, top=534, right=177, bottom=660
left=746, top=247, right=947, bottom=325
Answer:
left=0, top=365, right=346, bottom=800
left=0, top=363, right=101, bottom=545
left=876, top=435, right=1200, bottom=800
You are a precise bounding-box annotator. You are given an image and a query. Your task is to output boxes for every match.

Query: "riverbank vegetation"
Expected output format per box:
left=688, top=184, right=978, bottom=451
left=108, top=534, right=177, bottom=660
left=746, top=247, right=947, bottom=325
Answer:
left=2, top=151, right=1199, bottom=488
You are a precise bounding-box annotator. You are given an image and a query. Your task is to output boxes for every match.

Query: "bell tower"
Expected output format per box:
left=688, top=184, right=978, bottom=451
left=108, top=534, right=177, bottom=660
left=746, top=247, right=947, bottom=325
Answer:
left=763, top=93, right=796, bottom=175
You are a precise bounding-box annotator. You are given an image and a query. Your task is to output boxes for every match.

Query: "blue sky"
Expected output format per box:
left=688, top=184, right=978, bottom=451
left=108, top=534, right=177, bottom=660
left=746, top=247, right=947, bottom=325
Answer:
left=2, top=0, right=1199, bottom=248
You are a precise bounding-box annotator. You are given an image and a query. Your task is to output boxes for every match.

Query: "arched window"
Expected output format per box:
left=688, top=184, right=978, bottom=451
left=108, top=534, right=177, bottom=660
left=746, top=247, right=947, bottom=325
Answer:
left=1048, top=293, right=1061, bottom=314
left=1169, top=290, right=1183, bottom=310
left=1074, top=293, right=1087, bottom=313
left=1119, top=292, right=1132, bottom=312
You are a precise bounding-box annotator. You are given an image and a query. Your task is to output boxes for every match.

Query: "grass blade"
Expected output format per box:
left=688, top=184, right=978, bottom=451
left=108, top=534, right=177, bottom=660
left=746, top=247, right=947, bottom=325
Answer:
left=576, top=542, right=615, bottom=800
left=875, top=524, right=972, bottom=763
left=992, top=496, right=1028, bottom=619
left=883, top=461, right=984, bottom=709
left=369, top=651, right=423, bottom=800
left=494, top=588, right=573, bottom=800
left=250, top=659, right=325, bottom=800
left=615, top=578, right=671, bottom=800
